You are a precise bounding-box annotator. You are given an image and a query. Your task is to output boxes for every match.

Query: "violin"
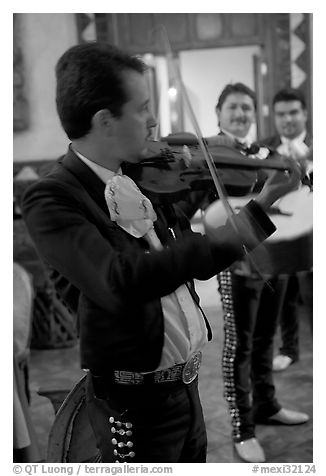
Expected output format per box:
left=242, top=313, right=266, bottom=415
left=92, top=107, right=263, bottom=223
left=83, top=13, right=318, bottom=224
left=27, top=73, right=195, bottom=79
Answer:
left=124, top=135, right=293, bottom=205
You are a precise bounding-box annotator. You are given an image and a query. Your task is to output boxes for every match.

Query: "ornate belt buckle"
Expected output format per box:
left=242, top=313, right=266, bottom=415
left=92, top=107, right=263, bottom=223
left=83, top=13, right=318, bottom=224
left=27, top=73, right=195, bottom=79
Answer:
left=182, top=351, right=202, bottom=384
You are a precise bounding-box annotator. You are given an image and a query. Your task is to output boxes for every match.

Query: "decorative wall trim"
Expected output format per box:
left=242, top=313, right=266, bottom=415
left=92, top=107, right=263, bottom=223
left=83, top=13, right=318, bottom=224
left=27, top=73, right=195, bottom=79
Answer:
left=76, top=13, right=97, bottom=43
left=13, top=14, right=29, bottom=132
left=289, top=13, right=312, bottom=129
left=273, top=14, right=292, bottom=90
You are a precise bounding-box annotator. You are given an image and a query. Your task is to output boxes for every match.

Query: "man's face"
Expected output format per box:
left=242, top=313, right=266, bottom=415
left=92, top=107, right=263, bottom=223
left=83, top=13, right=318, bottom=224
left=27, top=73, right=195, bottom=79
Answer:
left=111, top=70, right=157, bottom=163
left=273, top=100, right=307, bottom=140
left=217, top=92, right=256, bottom=138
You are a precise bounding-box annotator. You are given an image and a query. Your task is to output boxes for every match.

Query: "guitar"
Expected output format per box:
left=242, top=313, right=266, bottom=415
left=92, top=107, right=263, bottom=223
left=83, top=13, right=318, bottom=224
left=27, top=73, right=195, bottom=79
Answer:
left=203, top=186, right=313, bottom=276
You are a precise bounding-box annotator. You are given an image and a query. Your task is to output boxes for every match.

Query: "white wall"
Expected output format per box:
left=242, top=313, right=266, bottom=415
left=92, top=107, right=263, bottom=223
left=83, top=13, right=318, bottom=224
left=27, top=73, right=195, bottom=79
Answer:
left=13, top=14, right=78, bottom=162
left=179, top=46, right=261, bottom=139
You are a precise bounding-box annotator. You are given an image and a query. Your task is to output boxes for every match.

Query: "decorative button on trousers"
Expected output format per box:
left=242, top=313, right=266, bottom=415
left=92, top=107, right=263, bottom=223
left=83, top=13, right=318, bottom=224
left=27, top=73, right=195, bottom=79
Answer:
left=86, top=372, right=207, bottom=463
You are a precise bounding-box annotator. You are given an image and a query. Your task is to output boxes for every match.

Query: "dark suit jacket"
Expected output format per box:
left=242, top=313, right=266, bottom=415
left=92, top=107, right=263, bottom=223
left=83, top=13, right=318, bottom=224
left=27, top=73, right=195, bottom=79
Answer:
left=22, top=147, right=275, bottom=375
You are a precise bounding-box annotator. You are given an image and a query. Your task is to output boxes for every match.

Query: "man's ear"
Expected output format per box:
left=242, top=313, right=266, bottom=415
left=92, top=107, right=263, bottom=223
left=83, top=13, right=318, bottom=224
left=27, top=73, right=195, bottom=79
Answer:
left=216, top=107, right=221, bottom=126
left=92, top=109, right=114, bottom=135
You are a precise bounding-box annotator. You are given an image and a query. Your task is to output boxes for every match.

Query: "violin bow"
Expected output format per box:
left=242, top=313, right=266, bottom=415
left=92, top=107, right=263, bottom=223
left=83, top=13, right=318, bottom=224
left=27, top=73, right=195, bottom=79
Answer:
left=154, top=25, right=274, bottom=286
left=157, top=27, right=236, bottom=217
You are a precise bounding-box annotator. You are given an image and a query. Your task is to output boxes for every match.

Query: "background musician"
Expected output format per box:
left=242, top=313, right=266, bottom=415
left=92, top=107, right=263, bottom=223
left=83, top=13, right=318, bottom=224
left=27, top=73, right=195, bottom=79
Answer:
left=208, top=83, right=310, bottom=463
left=261, top=88, right=313, bottom=372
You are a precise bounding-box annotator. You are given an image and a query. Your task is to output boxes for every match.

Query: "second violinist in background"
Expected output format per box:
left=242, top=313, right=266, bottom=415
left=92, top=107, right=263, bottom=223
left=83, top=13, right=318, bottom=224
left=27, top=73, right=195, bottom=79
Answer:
left=206, top=83, right=310, bottom=463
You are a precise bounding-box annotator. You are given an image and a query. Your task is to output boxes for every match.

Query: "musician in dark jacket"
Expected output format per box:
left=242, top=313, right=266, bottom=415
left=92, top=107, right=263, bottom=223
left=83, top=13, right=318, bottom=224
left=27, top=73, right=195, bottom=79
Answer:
left=22, top=44, right=301, bottom=463
left=207, top=83, right=310, bottom=463
left=261, top=88, right=313, bottom=372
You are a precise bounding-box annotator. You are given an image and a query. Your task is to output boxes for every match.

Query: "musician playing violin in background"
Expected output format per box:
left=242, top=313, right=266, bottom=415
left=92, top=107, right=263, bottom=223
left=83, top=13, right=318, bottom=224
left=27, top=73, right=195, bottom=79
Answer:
left=261, top=88, right=313, bottom=372
left=22, top=44, right=302, bottom=463
left=206, top=83, right=310, bottom=463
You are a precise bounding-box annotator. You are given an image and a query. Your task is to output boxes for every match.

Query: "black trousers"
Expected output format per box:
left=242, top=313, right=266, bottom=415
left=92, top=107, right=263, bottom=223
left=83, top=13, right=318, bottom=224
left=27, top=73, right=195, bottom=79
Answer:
left=278, top=275, right=300, bottom=361
left=278, top=271, right=313, bottom=360
left=86, top=372, right=207, bottom=463
left=219, top=272, right=288, bottom=442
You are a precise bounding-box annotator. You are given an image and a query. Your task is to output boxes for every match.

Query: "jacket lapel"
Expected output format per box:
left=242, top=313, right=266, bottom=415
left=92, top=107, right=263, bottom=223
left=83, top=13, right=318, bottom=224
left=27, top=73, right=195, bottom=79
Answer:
left=304, top=133, right=312, bottom=148
left=59, top=147, right=109, bottom=216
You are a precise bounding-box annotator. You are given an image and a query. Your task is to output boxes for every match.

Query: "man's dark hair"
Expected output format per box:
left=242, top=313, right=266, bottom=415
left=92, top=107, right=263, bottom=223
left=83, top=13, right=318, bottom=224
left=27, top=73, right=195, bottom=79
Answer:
left=272, top=88, right=306, bottom=109
left=216, top=82, right=256, bottom=110
left=55, top=42, right=146, bottom=140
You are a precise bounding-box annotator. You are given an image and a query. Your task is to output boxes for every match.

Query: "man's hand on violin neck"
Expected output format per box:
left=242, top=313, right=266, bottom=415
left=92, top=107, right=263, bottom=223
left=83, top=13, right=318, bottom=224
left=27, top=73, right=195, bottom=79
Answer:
left=254, top=158, right=302, bottom=211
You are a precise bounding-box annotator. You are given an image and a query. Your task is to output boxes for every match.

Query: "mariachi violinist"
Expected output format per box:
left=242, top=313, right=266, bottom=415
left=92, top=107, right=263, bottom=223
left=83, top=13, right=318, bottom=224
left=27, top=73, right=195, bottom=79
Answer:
left=22, top=44, right=302, bottom=463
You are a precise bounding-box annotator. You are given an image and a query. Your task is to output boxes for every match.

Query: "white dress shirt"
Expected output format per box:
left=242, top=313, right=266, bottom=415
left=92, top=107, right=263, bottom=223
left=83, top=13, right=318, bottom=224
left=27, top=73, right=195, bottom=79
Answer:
left=278, top=130, right=309, bottom=157
left=277, top=130, right=312, bottom=176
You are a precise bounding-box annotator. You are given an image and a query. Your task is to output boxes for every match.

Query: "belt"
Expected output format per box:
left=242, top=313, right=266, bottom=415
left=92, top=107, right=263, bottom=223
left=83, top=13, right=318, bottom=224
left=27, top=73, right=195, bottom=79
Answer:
left=112, top=351, right=202, bottom=386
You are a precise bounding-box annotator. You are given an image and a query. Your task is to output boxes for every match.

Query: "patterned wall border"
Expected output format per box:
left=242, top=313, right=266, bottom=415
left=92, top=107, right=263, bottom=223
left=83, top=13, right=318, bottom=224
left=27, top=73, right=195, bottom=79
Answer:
left=13, top=14, right=29, bottom=132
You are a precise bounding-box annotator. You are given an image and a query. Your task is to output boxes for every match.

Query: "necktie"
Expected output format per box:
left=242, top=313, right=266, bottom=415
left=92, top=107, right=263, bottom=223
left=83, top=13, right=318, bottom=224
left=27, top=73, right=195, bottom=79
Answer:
left=104, top=174, right=160, bottom=246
